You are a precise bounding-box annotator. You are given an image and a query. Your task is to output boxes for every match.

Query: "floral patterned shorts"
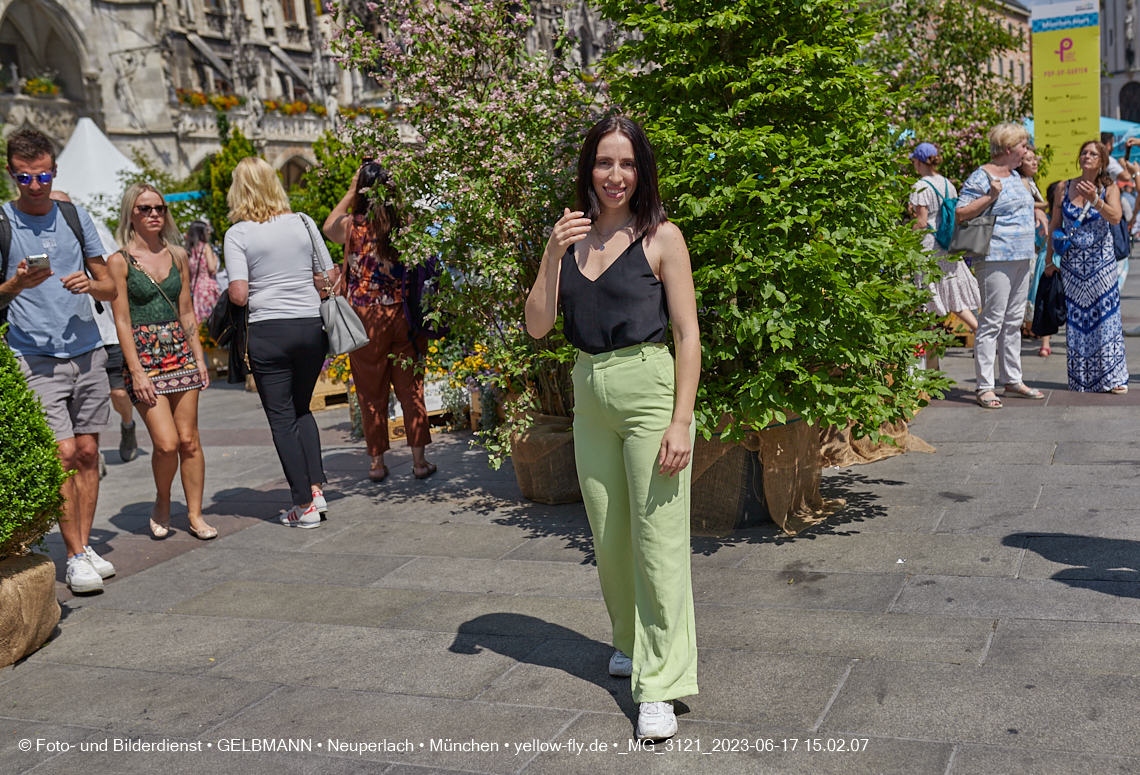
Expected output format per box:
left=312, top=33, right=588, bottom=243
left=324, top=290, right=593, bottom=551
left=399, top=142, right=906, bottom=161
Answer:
left=123, top=320, right=202, bottom=404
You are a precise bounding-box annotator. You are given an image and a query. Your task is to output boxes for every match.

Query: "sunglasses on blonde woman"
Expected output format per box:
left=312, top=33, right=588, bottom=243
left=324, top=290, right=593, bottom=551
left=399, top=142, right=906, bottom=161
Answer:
left=135, top=204, right=168, bottom=216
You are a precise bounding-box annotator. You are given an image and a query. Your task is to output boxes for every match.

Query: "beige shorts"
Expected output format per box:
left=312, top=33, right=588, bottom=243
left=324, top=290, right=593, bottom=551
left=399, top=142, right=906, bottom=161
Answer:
left=16, top=348, right=111, bottom=441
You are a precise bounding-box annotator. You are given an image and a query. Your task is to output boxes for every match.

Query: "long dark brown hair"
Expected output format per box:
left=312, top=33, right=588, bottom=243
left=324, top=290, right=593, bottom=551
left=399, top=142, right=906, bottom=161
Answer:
left=575, top=117, right=667, bottom=239
left=352, top=162, right=402, bottom=256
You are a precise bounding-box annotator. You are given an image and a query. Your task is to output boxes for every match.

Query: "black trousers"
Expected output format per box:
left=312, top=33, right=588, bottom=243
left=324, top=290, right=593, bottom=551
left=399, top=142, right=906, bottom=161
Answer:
left=248, top=318, right=328, bottom=506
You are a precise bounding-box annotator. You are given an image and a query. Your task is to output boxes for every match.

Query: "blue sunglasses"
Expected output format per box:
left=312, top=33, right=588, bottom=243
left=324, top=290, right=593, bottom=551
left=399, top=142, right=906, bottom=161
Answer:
left=13, top=171, right=54, bottom=185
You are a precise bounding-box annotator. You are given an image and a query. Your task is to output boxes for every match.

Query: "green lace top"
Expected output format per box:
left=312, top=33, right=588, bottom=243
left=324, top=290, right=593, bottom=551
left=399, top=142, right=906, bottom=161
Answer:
left=125, top=254, right=182, bottom=326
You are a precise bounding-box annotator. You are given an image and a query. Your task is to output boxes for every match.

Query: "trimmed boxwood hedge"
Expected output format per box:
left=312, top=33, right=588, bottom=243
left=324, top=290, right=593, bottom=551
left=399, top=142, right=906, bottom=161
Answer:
left=0, top=328, right=67, bottom=558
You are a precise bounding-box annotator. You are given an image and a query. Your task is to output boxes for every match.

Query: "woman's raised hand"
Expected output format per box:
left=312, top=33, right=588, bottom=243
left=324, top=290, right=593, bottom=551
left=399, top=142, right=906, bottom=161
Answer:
left=1075, top=179, right=1097, bottom=202
left=987, top=177, right=1003, bottom=199
left=546, top=209, right=593, bottom=257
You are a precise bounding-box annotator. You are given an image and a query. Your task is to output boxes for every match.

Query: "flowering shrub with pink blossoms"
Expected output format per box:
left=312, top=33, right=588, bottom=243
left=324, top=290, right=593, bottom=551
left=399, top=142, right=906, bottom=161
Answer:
left=329, top=0, right=604, bottom=464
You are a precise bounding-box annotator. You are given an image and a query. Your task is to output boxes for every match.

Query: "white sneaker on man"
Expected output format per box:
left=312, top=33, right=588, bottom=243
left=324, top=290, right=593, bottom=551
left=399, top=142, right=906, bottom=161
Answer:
left=636, top=701, right=678, bottom=741
left=311, top=489, right=328, bottom=519
left=83, top=545, right=115, bottom=579
left=608, top=650, right=633, bottom=678
left=280, top=503, right=321, bottom=528
left=65, top=554, right=104, bottom=593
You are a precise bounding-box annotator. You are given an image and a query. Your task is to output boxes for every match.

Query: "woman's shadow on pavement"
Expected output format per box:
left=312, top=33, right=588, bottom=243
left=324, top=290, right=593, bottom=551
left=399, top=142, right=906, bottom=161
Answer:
left=449, top=613, right=689, bottom=726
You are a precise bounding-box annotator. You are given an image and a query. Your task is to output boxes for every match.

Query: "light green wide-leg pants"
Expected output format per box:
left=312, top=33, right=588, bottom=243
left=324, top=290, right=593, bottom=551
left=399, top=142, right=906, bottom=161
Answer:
left=572, top=343, right=698, bottom=703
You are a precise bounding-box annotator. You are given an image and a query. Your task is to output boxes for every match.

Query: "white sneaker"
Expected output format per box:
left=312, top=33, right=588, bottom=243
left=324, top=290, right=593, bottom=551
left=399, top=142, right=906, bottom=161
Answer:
left=608, top=650, right=632, bottom=678
left=65, top=554, right=104, bottom=594
left=280, top=503, right=321, bottom=528
left=83, top=545, right=115, bottom=579
left=636, top=701, right=678, bottom=741
left=311, top=489, right=328, bottom=517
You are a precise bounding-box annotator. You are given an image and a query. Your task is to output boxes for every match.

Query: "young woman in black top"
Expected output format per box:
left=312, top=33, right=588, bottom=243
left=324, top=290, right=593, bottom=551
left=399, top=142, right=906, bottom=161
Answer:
left=526, top=117, right=701, bottom=742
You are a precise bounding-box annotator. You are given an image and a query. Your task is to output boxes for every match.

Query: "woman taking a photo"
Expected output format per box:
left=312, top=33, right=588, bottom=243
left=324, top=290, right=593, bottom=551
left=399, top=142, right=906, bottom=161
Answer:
left=225, top=157, right=335, bottom=528
left=185, top=220, right=221, bottom=323
left=526, top=117, right=700, bottom=742
left=323, top=162, right=436, bottom=482
left=956, top=122, right=1042, bottom=408
left=108, top=184, right=215, bottom=539
left=1044, top=141, right=1128, bottom=393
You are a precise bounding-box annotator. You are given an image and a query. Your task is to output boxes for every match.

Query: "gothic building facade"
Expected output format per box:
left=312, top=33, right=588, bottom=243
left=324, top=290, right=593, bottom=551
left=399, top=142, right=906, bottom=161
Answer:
left=0, top=0, right=605, bottom=184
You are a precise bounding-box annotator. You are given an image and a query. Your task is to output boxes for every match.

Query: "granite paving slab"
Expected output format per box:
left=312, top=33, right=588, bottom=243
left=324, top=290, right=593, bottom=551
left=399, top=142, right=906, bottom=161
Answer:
left=519, top=712, right=953, bottom=775
left=170, top=581, right=437, bottom=627
left=212, top=685, right=574, bottom=773
left=738, top=533, right=1020, bottom=577
left=209, top=624, right=535, bottom=699
left=820, top=660, right=1140, bottom=755
left=693, top=608, right=992, bottom=664
left=379, top=592, right=613, bottom=642
left=1, top=663, right=279, bottom=736
left=890, top=574, right=1140, bottom=622
left=26, top=609, right=288, bottom=676
left=371, top=557, right=604, bottom=599
left=983, top=618, right=1140, bottom=677
left=690, top=567, right=906, bottom=613
left=305, top=521, right=533, bottom=560
left=948, top=744, right=1140, bottom=775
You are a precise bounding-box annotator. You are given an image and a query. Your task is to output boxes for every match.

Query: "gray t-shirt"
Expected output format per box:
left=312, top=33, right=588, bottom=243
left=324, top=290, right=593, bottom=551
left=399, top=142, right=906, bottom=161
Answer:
left=223, top=213, right=334, bottom=323
left=3, top=201, right=106, bottom=358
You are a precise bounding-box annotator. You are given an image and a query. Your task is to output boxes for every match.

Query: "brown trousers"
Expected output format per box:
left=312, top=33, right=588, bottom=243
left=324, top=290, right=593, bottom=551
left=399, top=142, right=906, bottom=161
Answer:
left=350, top=303, right=432, bottom=456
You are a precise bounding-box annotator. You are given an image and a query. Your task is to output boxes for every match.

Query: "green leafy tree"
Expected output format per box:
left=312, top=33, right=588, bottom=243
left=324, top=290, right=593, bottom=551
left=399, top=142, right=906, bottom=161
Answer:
left=0, top=329, right=67, bottom=557
left=332, top=0, right=602, bottom=464
left=288, top=131, right=363, bottom=263
left=94, top=149, right=208, bottom=237
left=204, top=126, right=259, bottom=242
left=596, top=0, right=951, bottom=439
left=863, top=0, right=1034, bottom=182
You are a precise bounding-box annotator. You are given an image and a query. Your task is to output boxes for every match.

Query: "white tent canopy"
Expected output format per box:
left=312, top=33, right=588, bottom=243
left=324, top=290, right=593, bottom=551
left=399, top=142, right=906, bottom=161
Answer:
left=52, top=117, right=140, bottom=218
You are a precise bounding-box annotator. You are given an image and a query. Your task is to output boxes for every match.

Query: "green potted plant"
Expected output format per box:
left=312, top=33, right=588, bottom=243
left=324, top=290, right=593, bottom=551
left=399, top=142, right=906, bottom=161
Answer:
left=331, top=0, right=601, bottom=501
left=0, top=330, right=68, bottom=666
left=596, top=0, right=953, bottom=532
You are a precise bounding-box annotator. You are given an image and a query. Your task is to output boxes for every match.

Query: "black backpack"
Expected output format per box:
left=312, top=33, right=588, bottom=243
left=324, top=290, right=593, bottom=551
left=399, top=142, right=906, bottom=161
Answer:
left=0, top=201, right=96, bottom=329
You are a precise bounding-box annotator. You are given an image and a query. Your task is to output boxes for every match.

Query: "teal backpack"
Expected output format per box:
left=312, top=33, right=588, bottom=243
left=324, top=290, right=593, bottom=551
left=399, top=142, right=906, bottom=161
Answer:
left=922, top=178, right=957, bottom=251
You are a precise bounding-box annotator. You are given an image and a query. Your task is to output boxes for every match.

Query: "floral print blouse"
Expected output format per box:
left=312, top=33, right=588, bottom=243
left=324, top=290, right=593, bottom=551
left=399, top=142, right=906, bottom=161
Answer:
left=345, top=214, right=403, bottom=307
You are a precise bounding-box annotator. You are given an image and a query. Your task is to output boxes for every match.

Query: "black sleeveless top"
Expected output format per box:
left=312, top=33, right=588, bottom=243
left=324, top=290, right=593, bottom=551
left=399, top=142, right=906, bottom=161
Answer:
left=559, top=235, right=669, bottom=355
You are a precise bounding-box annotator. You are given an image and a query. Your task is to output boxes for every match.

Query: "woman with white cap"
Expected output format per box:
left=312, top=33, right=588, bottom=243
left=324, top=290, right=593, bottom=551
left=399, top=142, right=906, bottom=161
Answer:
left=909, top=142, right=980, bottom=333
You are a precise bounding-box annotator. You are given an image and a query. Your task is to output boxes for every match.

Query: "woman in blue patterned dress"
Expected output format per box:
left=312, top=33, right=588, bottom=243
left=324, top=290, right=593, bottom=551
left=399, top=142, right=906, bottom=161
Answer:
left=1044, top=140, right=1128, bottom=394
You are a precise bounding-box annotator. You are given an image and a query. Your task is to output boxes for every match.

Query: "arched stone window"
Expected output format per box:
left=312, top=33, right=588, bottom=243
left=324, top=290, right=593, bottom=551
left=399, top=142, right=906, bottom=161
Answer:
left=0, top=0, right=86, bottom=102
left=280, top=155, right=312, bottom=191
left=1121, top=82, right=1140, bottom=124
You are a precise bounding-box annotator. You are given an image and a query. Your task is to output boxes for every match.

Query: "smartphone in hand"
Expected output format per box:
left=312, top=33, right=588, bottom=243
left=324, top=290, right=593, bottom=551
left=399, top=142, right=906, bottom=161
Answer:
left=25, top=254, right=50, bottom=271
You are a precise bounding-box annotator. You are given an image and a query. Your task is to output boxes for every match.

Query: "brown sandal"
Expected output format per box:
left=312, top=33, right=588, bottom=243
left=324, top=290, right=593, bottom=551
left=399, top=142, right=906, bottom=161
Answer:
left=413, top=462, right=438, bottom=480
left=369, top=464, right=390, bottom=482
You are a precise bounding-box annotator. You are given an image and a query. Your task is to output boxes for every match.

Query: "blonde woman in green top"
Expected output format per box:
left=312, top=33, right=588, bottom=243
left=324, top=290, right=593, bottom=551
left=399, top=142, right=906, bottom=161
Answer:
left=108, top=183, right=215, bottom=540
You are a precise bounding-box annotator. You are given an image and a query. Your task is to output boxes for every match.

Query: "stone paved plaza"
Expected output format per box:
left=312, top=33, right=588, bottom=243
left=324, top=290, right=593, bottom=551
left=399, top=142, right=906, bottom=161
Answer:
left=4, top=279, right=1140, bottom=775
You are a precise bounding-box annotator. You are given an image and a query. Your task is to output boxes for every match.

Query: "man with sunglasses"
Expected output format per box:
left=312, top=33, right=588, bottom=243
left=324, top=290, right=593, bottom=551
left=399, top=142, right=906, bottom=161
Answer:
left=0, top=128, right=117, bottom=594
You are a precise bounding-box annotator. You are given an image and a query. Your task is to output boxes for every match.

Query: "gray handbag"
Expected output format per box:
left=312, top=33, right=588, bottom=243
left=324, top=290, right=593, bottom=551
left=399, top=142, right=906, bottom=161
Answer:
left=947, top=169, right=998, bottom=256
left=299, top=213, right=370, bottom=356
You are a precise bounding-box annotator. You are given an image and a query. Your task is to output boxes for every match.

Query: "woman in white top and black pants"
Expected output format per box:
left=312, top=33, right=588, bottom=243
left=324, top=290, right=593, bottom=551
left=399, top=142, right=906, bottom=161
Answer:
left=225, top=157, right=336, bottom=528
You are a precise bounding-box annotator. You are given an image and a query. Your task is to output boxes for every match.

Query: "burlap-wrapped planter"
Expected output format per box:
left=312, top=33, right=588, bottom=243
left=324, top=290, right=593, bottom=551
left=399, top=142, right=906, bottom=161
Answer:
left=511, top=414, right=582, bottom=505
left=819, top=420, right=935, bottom=468
left=691, top=419, right=845, bottom=537
left=691, top=436, right=769, bottom=535
left=0, top=553, right=60, bottom=668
